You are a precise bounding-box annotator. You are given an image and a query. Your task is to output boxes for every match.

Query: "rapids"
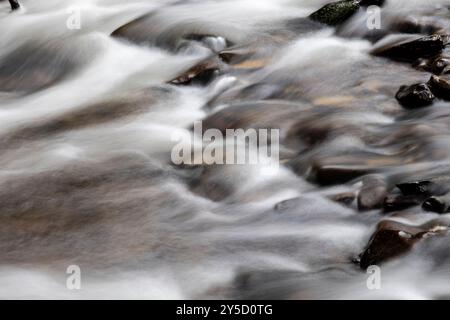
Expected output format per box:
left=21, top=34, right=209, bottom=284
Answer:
left=0, top=0, right=449, bottom=299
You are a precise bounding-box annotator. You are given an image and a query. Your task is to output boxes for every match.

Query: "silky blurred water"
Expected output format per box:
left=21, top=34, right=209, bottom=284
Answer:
left=0, top=0, right=449, bottom=299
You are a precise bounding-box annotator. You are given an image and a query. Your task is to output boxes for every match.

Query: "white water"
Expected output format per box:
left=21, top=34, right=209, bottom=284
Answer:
left=0, top=0, right=449, bottom=299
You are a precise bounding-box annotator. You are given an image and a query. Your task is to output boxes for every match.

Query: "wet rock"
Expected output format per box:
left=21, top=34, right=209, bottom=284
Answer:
left=397, top=177, right=450, bottom=197
left=422, top=194, right=450, bottom=214
left=309, top=0, right=360, bottom=26
left=414, top=56, right=450, bottom=75
left=359, top=0, right=385, bottom=6
left=168, top=58, right=222, bottom=86
left=395, top=83, right=435, bottom=109
left=2, top=87, right=161, bottom=146
left=111, top=12, right=235, bottom=53
left=428, top=75, right=450, bottom=101
left=383, top=194, right=423, bottom=213
left=357, top=175, right=388, bottom=211
left=359, top=220, right=446, bottom=269
left=308, top=164, right=374, bottom=186
left=391, top=17, right=448, bottom=35
left=372, top=35, right=446, bottom=63
left=8, top=0, right=20, bottom=10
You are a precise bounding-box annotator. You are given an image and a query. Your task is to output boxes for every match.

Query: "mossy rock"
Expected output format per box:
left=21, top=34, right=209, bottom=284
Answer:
left=309, top=0, right=360, bottom=26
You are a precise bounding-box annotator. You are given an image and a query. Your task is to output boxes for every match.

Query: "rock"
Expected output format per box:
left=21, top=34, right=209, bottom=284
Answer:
left=309, top=0, right=360, bottom=26
left=308, top=164, right=374, bottom=186
left=0, top=42, right=81, bottom=93
left=359, top=0, right=385, bottom=6
left=428, top=75, right=450, bottom=101
left=432, top=57, right=450, bottom=75
left=8, top=0, right=20, bottom=10
left=168, top=58, right=221, bottom=86
left=358, top=220, right=446, bottom=269
left=372, top=35, right=445, bottom=63
left=422, top=194, right=450, bottom=214
left=358, top=175, right=388, bottom=211
left=395, top=83, right=435, bottom=109
left=397, top=177, right=450, bottom=197
left=383, top=194, right=423, bottom=212
left=414, top=56, right=450, bottom=75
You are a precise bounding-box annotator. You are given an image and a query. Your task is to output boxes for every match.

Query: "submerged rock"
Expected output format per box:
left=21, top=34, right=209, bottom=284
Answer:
left=330, top=192, right=356, bottom=206
left=358, top=175, right=388, bottom=211
left=395, top=83, right=435, bottom=109
left=168, top=58, right=222, bottom=86
left=359, top=220, right=447, bottom=269
left=372, top=35, right=446, bottom=63
left=0, top=42, right=81, bottom=93
left=383, top=194, right=423, bottom=212
left=309, top=0, right=360, bottom=26
left=423, top=194, right=450, bottom=214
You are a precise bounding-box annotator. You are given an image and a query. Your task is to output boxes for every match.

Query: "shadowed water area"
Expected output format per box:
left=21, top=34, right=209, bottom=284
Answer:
left=0, top=0, right=450, bottom=299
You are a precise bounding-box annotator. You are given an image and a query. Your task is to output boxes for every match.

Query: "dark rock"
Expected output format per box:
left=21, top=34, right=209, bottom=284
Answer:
left=359, top=0, right=385, bottom=6
left=395, top=83, right=435, bottom=109
left=309, top=0, right=360, bottom=26
left=397, top=177, right=450, bottom=197
left=383, top=194, right=423, bottom=212
left=358, top=175, right=388, bottom=211
left=168, top=58, right=221, bottom=86
left=422, top=194, right=450, bottom=214
left=428, top=75, right=450, bottom=101
left=396, top=180, right=432, bottom=196
left=308, top=164, right=374, bottom=186
left=372, top=35, right=445, bottom=63
left=414, top=56, right=450, bottom=75
left=9, top=0, right=19, bottom=10
left=359, top=220, right=446, bottom=269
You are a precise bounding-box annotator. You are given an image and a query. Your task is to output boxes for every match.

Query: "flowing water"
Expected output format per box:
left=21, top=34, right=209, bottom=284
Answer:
left=0, top=0, right=449, bottom=299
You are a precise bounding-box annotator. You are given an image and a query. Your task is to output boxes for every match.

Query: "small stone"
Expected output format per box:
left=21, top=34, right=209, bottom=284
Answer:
left=395, top=83, right=435, bottom=109
left=309, top=0, right=360, bottom=26
left=422, top=195, right=450, bottom=214
left=429, top=56, right=450, bottom=75
left=428, top=75, right=450, bottom=101
left=168, top=59, right=221, bottom=86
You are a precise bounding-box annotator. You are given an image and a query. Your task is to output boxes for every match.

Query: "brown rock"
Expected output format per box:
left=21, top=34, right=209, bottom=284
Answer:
left=359, top=220, right=447, bottom=269
left=428, top=75, right=450, bottom=101
left=168, top=58, right=222, bottom=86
